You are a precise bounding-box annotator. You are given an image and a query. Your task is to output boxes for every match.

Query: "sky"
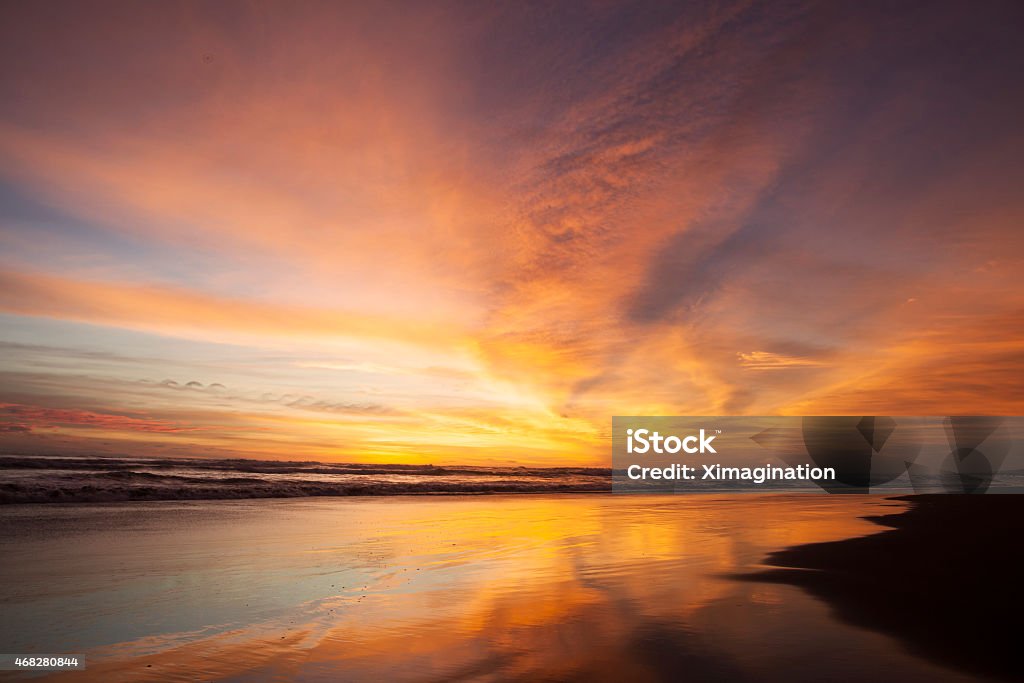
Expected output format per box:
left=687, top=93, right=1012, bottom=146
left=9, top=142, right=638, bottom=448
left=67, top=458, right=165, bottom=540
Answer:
left=1, top=0, right=1023, bottom=465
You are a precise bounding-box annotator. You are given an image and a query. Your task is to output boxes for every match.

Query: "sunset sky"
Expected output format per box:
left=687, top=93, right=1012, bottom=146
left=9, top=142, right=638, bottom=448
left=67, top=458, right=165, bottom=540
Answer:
left=1, top=1, right=1022, bottom=465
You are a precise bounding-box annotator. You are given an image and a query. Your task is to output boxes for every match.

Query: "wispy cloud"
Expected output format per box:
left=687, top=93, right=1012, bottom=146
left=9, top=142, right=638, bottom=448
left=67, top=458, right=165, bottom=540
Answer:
left=0, top=402, right=219, bottom=434
left=737, top=351, right=826, bottom=371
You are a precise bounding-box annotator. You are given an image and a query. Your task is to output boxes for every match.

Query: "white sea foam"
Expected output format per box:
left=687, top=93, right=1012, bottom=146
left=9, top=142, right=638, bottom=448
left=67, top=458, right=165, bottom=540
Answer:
left=0, top=455, right=611, bottom=503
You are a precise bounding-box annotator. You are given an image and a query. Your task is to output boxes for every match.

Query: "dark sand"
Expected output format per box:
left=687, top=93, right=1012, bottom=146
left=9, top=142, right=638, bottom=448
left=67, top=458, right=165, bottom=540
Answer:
left=748, top=495, right=1024, bottom=681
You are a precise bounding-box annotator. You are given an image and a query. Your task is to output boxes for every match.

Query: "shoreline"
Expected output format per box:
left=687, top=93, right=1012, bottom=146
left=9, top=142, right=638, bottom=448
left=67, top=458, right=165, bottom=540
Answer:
left=746, top=494, right=1024, bottom=681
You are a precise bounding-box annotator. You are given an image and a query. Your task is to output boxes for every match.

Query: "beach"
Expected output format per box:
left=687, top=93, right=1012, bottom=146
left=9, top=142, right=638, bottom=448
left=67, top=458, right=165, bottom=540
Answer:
left=2, top=1, right=1023, bottom=680
left=0, top=494, right=1006, bottom=682
left=751, top=495, right=1024, bottom=681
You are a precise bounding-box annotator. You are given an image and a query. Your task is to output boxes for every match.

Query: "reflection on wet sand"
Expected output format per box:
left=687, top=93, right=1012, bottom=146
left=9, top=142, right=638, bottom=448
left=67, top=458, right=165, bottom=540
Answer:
left=0, top=495, right=987, bottom=682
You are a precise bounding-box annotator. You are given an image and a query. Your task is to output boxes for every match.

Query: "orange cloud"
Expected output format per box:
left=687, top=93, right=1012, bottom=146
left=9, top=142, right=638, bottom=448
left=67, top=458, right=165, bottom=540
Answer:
left=0, top=269, right=469, bottom=351
left=737, top=351, right=826, bottom=371
left=0, top=402, right=218, bottom=434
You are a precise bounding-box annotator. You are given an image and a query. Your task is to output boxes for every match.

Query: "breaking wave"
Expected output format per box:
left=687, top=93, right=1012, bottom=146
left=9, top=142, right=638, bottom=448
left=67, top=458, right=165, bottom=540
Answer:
left=0, top=455, right=611, bottom=503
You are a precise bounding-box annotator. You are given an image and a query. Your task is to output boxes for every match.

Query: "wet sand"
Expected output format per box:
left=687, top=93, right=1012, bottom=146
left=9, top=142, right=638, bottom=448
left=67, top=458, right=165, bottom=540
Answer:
left=0, top=495, right=1005, bottom=682
left=750, top=494, right=1024, bottom=681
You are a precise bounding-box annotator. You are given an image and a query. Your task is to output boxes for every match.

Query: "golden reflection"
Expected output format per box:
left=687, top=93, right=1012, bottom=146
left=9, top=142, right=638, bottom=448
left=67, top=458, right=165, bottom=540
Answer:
left=24, top=495, right=960, bottom=683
